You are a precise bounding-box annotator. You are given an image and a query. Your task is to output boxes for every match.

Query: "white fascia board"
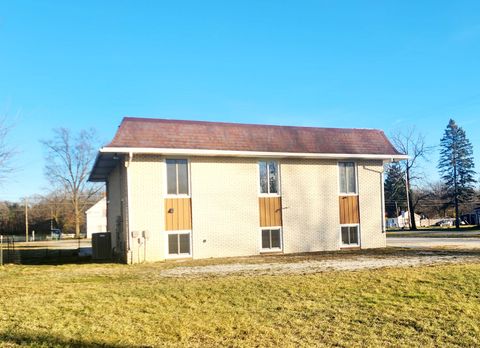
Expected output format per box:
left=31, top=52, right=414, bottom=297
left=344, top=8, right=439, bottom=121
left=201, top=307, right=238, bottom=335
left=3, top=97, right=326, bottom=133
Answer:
left=99, top=147, right=409, bottom=161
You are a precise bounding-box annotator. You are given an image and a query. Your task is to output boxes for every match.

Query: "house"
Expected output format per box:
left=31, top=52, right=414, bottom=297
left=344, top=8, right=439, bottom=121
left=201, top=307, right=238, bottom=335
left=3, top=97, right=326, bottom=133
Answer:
left=386, top=212, right=427, bottom=229
left=89, top=117, right=407, bottom=263
left=461, top=207, right=480, bottom=225
left=85, top=197, right=107, bottom=238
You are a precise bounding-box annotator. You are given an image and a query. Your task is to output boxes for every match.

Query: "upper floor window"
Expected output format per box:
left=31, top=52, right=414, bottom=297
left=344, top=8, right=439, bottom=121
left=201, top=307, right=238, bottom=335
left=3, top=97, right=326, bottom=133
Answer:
left=259, top=160, right=279, bottom=195
left=339, top=162, right=357, bottom=194
left=166, top=159, right=189, bottom=195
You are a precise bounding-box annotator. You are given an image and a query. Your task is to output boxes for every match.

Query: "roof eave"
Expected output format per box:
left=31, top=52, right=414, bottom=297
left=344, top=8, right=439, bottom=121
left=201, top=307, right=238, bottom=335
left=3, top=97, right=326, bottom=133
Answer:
left=98, top=146, right=409, bottom=160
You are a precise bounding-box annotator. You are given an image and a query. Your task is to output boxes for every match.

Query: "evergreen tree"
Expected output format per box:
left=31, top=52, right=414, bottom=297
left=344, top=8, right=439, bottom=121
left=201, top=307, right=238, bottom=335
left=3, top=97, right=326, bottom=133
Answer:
left=438, top=119, right=476, bottom=228
left=384, top=162, right=407, bottom=217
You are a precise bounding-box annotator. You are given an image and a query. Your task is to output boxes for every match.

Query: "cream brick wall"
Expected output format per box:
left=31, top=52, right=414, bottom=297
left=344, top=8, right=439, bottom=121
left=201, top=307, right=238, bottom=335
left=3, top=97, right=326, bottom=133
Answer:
left=357, top=160, right=386, bottom=248
left=127, top=155, right=164, bottom=262
left=115, top=155, right=385, bottom=263
left=281, top=159, right=341, bottom=253
left=190, top=157, right=259, bottom=259
left=281, top=159, right=385, bottom=252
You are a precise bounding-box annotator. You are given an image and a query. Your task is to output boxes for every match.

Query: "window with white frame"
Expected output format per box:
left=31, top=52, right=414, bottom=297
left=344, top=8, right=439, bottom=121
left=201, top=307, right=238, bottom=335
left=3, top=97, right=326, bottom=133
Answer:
left=166, top=159, right=189, bottom=195
left=259, top=160, right=279, bottom=194
left=339, top=162, right=357, bottom=194
left=261, top=228, right=282, bottom=250
left=341, top=225, right=359, bottom=246
left=167, top=232, right=191, bottom=256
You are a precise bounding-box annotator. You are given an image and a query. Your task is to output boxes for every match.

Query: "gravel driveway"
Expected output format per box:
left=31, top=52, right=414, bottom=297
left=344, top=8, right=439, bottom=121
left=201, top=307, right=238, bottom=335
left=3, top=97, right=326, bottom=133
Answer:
left=160, top=251, right=480, bottom=277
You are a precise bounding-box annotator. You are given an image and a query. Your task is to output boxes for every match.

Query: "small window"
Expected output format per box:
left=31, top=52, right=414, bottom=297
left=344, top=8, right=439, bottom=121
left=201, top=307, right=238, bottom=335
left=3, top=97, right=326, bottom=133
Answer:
left=166, top=159, right=189, bottom=195
left=339, top=162, right=356, bottom=194
left=341, top=225, right=359, bottom=246
left=261, top=229, right=282, bottom=250
left=168, top=233, right=191, bottom=256
left=259, top=160, right=279, bottom=194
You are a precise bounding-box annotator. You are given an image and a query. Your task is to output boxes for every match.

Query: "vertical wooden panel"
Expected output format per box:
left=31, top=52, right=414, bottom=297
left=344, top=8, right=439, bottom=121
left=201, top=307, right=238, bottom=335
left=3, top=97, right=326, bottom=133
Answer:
left=339, top=196, right=360, bottom=224
left=165, top=198, right=192, bottom=231
left=259, top=197, right=282, bottom=227
left=185, top=198, right=192, bottom=230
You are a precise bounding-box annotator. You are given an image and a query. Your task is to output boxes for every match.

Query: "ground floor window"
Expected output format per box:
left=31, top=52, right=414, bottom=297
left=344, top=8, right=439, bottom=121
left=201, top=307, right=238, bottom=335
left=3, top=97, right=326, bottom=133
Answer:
left=261, top=228, right=282, bottom=250
left=341, top=225, right=359, bottom=246
left=167, top=231, right=191, bottom=256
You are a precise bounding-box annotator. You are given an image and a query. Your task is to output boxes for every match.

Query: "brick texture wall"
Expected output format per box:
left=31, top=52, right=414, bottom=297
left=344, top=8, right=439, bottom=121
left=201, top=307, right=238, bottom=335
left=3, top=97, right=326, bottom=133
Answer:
left=127, top=155, right=164, bottom=262
left=112, top=155, right=386, bottom=263
left=281, top=159, right=341, bottom=252
left=190, top=157, right=259, bottom=258
left=357, top=160, right=386, bottom=248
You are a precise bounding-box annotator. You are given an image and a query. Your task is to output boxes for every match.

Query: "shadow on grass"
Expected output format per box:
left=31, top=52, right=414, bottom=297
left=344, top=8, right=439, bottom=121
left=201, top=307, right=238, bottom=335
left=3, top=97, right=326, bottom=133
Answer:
left=0, top=331, right=136, bottom=348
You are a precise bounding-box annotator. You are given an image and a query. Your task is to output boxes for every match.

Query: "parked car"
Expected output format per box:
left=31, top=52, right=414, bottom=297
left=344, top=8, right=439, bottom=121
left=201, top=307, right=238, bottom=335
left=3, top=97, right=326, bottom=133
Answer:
left=51, top=228, right=62, bottom=240
left=434, top=219, right=453, bottom=227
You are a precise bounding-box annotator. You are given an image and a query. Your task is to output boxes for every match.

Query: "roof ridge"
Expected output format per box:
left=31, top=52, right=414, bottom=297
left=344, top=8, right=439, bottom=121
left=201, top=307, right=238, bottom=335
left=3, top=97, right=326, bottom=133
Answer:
left=120, top=116, right=384, bottom=133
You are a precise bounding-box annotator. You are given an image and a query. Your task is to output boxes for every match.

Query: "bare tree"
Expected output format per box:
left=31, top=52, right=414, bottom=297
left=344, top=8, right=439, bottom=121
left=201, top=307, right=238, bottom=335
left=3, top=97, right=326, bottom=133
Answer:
left=0, top=117, right=16, bottom=183
left=391, top=128, right=431, bottom=231
left=42, top=128, right=101, bottom=237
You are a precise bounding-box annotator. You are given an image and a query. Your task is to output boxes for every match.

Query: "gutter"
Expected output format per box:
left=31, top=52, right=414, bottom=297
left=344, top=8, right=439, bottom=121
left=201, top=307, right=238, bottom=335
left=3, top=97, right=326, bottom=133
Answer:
left=99, top=147, right=409, bottom=161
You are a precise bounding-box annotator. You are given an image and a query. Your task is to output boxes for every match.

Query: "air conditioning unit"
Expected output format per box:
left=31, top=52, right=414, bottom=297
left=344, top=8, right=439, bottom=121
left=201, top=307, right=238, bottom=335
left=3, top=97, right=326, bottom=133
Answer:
left=92, top=232, right=112, bottom=260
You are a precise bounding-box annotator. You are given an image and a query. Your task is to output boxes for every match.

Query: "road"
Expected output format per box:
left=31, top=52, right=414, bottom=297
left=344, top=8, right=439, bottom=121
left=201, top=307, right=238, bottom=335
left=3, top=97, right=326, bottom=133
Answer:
left=387, top=237, right=480, bottom=249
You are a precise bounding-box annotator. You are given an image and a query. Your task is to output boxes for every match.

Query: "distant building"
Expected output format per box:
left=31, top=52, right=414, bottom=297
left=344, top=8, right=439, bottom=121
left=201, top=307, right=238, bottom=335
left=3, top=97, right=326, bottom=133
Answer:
left=386, top=211, right=429, bottom=228
left=86, top=197, right=107, bottom=238
left=461, top=207, right=480, bottom=225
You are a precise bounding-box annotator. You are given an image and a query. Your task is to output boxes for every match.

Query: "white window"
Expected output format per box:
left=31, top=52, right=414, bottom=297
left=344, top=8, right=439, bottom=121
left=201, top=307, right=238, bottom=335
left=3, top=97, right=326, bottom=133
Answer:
left=259, top=160, right=279, bottom=195
left=341, top=225, right=359, bottom=246
left=261, top=228, right=282, bottom=250
left=167, top=231, right=191, bottom=256
left=339, top=162, right=357, bottom=194
left=166, top=159, right=189, bottom=195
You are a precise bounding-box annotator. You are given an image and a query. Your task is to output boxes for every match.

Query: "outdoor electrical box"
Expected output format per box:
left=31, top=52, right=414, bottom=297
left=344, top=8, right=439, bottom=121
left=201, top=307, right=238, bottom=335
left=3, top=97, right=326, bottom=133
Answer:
left=92, top=232, right=112, bottom=260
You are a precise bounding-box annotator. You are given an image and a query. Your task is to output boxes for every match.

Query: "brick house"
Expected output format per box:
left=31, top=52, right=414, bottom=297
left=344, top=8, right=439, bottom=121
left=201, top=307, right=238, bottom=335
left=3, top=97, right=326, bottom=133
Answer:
left=89, top=117, right=406, bottom=263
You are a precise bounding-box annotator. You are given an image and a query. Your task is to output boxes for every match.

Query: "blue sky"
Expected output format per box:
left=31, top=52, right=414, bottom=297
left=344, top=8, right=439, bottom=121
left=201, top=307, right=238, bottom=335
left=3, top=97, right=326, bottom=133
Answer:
left=1, top=1, right=479, bottom=200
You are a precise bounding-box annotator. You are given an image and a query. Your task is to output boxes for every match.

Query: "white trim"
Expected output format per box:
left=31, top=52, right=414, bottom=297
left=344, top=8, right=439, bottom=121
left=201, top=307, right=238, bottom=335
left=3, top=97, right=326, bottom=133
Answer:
left=165, top=230, right=192, bottom=259
left=339, top=224, right=360, bottom=247
left=338, top=161, right=359, bottom=196
left=257, top=159, right=281, bottom=196
left=99, top=147, right=409, bottom=160
left=163, top=158, right=191, bottom=198
left=259, top=227, right=283, bottom=252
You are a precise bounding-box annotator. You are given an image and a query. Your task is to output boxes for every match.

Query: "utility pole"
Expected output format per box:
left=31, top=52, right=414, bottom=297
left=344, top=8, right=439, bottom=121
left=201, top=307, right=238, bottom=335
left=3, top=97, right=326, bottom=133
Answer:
left=25, top=198, right=29, bottom=242
left=405, top=172, right=412, bottom=229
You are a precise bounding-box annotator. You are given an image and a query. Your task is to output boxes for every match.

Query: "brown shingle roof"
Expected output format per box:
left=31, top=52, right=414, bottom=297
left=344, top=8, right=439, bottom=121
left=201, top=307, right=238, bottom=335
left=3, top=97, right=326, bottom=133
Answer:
left=106, top=117, right=402, bottom=155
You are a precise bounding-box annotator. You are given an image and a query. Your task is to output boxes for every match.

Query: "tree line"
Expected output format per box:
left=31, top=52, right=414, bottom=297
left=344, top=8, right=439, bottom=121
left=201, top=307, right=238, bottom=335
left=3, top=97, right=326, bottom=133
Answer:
left=385, top=119, right=478, bottom=230
left=0, top=120, right=103, bottom=237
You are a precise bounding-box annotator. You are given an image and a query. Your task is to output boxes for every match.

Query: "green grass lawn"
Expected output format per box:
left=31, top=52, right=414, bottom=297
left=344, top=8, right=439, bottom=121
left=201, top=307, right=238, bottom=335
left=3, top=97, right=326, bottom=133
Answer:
left=1, top=259, right=480, bottom=347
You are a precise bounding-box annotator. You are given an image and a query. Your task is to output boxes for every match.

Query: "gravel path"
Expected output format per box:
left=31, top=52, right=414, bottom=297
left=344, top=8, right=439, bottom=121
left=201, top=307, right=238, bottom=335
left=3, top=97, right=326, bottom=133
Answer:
left=160, top=253, right=480, bottom=277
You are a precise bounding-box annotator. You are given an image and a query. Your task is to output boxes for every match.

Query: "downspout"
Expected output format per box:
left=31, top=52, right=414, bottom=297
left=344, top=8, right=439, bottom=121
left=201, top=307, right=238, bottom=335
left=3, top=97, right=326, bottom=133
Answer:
left=125, top=152, right=134, bottom=264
